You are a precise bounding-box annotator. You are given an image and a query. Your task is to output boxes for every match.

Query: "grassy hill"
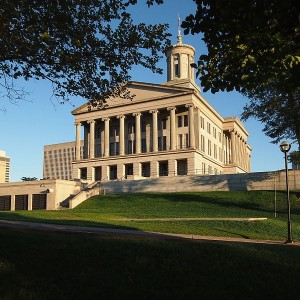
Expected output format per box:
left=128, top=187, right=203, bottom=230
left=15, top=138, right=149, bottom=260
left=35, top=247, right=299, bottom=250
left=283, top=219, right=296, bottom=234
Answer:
left=1, top=191, right=300, bottom=299
left=1, top=191, right=300, bottom=241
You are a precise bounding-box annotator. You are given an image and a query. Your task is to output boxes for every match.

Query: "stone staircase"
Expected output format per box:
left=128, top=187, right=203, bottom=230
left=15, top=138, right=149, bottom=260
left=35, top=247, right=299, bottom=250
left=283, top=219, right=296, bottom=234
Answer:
left=67, top=181, right=101, bottom=209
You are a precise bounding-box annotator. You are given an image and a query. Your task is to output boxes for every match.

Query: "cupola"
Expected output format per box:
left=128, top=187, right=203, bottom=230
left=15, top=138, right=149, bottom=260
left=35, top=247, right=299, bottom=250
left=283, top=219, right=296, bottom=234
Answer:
left=164, top=17, right=200, bottom=93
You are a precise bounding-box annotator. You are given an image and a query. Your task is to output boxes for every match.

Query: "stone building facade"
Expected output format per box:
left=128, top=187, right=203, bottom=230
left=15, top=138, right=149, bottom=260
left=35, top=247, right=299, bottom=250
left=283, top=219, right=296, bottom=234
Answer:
left=71, top=37, right=251, bottom=182
left=0, top=150, right=10, bottom=183
left=43, top=141, right=83, bottom=180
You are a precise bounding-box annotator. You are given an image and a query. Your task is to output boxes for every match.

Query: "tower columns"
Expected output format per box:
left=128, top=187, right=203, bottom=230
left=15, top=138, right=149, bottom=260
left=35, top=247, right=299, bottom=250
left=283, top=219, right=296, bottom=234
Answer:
left=102, top=118, right=110, bottom=157
left=117, top=115, right=126, bottom=155
left=87, top=120, right=95, bottom=159
left=133, top=112, right=142, bottom=154
left=150, top=110, right=159, bottom=152
left=186, top=104, right=195, bottom=148
left=167, top=107, right=176, bottom=150
left=75, top=122, right=81, bottom=160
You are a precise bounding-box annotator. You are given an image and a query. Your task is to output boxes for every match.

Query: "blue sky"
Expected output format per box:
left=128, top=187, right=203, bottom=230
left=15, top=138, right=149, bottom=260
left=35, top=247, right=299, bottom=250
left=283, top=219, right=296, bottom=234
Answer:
left=0, top=0, right=295, bottom=182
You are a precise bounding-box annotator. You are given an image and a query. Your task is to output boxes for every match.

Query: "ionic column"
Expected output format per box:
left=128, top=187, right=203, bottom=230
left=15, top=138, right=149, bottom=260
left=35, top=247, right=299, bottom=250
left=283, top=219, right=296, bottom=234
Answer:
left=150, top=110, right=159, bottom=152
left=117, top=115, right=125, bottom=155
left=133, top=112, right=142, bottom=154
left=230, top=130, right=236, bottom=164
left=88, top=120, right=95, bottom=159
left=196, top=109, right=201, bottom=150
left=102, top=118, right=110, bottom=157
left=226, top=136, right=229, bottom=164
left=75, top=122, right=81, bottom=160
left=238, top=136, right=242, bottom=166
left=185, top=104, right=195, bottom=148
left=167, top=107, right=176, bottom=150
left=170, top=54, right=174, bottom=80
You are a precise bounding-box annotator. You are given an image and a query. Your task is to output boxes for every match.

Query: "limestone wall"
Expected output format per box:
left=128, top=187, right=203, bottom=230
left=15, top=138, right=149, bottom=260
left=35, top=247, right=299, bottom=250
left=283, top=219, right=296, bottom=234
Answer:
left=99, top=170, right=300, bottom=194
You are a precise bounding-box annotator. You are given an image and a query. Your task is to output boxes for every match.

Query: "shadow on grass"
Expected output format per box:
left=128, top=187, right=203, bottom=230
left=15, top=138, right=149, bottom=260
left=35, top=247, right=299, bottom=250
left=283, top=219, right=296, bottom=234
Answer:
left=0, top=211, right=139, bottom=232
left=212, top=227, right=251, bottom=239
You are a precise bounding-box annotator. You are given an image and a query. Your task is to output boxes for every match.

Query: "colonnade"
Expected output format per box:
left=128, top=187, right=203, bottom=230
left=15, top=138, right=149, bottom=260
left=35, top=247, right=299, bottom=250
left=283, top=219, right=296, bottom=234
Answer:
left=74, top=105, right=196, bottom=160
left=223, top=130, right=250, bottom=171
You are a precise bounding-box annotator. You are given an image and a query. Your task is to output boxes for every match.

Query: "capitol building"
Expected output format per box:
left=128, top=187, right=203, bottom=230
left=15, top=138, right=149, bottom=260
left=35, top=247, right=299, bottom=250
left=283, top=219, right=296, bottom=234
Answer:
left=44, top=34, right=251, bottom=182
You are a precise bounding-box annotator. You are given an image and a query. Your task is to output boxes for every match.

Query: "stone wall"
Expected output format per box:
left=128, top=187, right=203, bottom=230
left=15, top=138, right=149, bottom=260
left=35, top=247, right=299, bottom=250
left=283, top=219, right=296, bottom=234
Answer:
left=99, top=170, right=300, bottom=194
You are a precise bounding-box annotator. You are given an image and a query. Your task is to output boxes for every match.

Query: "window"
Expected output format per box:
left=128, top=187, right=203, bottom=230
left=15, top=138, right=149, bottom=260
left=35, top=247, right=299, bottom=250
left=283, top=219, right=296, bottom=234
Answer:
left=213, top=127, right=217, bottom=138
left=158, top=136, right=167, bottom=151
left=110, top=143, right=115, bottom=156
left=141, top=139, right=147, bottom=153
left=162, top=118, right=167, bottom=130
left=158, top=119, right=161, bottom=130
left=177, top=116, right=182, bottom=127
left=128, top=123, right=135, bottom=134
left=208, top=140, right=212, bottom=156
left=178, top=134, right=183, bottom=149
left=200, top=116, right=205, bottom=129
left=110, top=126, right=114, bottom=137
left=110, top=142, right=119, bottom=156
left=95, top=144, right=101, bottom=157
left=128, top=140, right=135, bottom=154
left=184, top=115, right=188, bottom=127
left=174, top=54, right=179, bottom=77
left=201, top=135, right=205, bottom=152
left=115, top=125, right=119, bottom=136
left=115, top=142, right=120, bottom=155
left=202, top=162, right=206, bottom=174
left=141, top=121, right=146, bottom=132
left=95, top=128, right=101, bottom=138
left=207, top=122, right=211, bottom=134
left=214, top=144, right=218, bottom=159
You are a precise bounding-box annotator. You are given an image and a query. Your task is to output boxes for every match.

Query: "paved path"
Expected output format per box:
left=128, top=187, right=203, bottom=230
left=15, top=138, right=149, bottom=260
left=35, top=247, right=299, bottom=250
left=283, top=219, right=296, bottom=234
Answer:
left=0, top=219, right=299, bottom=246
left=114, top=217, right=268, bottom=222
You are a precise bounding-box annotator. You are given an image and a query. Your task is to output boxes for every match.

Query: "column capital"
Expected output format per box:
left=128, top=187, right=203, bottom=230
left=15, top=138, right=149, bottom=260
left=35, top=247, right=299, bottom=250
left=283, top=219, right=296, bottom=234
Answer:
left=185, top=104, right=196, bottom=109
left=149, top=109, right=159, bottom=114
left=167, top=106, right=176, bottom=111
left=74, top=121, right=81, bottom=126
left=87, top=119, right=95, bottom=125
left=101, top=117, right=110, bottom=122
left=133, top=112, right=142, bottom=117
left=117, top=114, right=126, bottom=119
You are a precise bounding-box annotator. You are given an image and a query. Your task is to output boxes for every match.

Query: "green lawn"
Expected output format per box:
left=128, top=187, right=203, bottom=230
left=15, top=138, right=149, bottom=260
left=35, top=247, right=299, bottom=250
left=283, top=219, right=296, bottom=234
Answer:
left=0, top=191, right=300, bottom=241
left=1, top=191, right=300, bottom=299
left=1, top=227, right=300, bottom=299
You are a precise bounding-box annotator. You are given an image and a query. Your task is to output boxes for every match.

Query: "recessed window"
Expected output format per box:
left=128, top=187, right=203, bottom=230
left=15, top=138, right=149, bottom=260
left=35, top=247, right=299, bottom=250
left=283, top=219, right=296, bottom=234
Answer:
left=184, top=115, right=188, bottom=127
left=177, top=116, right=182, bottom=127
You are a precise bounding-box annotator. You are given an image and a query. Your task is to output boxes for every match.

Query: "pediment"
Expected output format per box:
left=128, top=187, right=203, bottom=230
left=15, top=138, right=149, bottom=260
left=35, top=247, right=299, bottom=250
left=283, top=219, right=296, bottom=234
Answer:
left=72, top=81, right=193, bottom=115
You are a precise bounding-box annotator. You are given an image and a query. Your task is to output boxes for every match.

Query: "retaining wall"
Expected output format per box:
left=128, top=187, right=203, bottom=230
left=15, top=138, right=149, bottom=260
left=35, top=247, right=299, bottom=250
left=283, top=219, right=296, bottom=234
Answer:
left=99, top=170, right=300, bottom=194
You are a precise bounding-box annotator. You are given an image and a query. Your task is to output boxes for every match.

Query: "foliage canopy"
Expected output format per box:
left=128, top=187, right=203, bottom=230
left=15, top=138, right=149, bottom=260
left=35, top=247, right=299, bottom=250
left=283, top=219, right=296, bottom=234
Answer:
left=0, top=0, right=170, bottom=107
left=182, top=0, right=300, bottom=94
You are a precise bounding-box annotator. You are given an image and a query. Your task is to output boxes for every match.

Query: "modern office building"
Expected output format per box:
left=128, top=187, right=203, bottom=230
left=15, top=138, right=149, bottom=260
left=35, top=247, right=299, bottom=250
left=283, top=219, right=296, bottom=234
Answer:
left=0, top=150, right=10, bottom=183
left=43, top=141, right=83, bottom=180
left=70, top=34, right=251, bottom=182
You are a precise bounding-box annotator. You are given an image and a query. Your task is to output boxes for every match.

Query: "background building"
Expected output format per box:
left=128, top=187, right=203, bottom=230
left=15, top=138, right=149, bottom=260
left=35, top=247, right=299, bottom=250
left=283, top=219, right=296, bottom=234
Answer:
left=43, top=141, right=83, bottom=180
left=0, top=150, right=10, bottom=183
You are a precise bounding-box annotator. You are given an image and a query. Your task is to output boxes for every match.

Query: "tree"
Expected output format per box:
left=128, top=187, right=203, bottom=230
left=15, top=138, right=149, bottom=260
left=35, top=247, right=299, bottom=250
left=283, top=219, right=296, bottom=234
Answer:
left=0, top=0, right=170, bottom=107
left=181, top=0, right=300, bottom=161
left=288, top=150, right=300, bottom=167
left=241, top=85, right=300, bottom=150
left=21, top=177, right=38, bottom=181
left=181, top=0, right=300, bottom=94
